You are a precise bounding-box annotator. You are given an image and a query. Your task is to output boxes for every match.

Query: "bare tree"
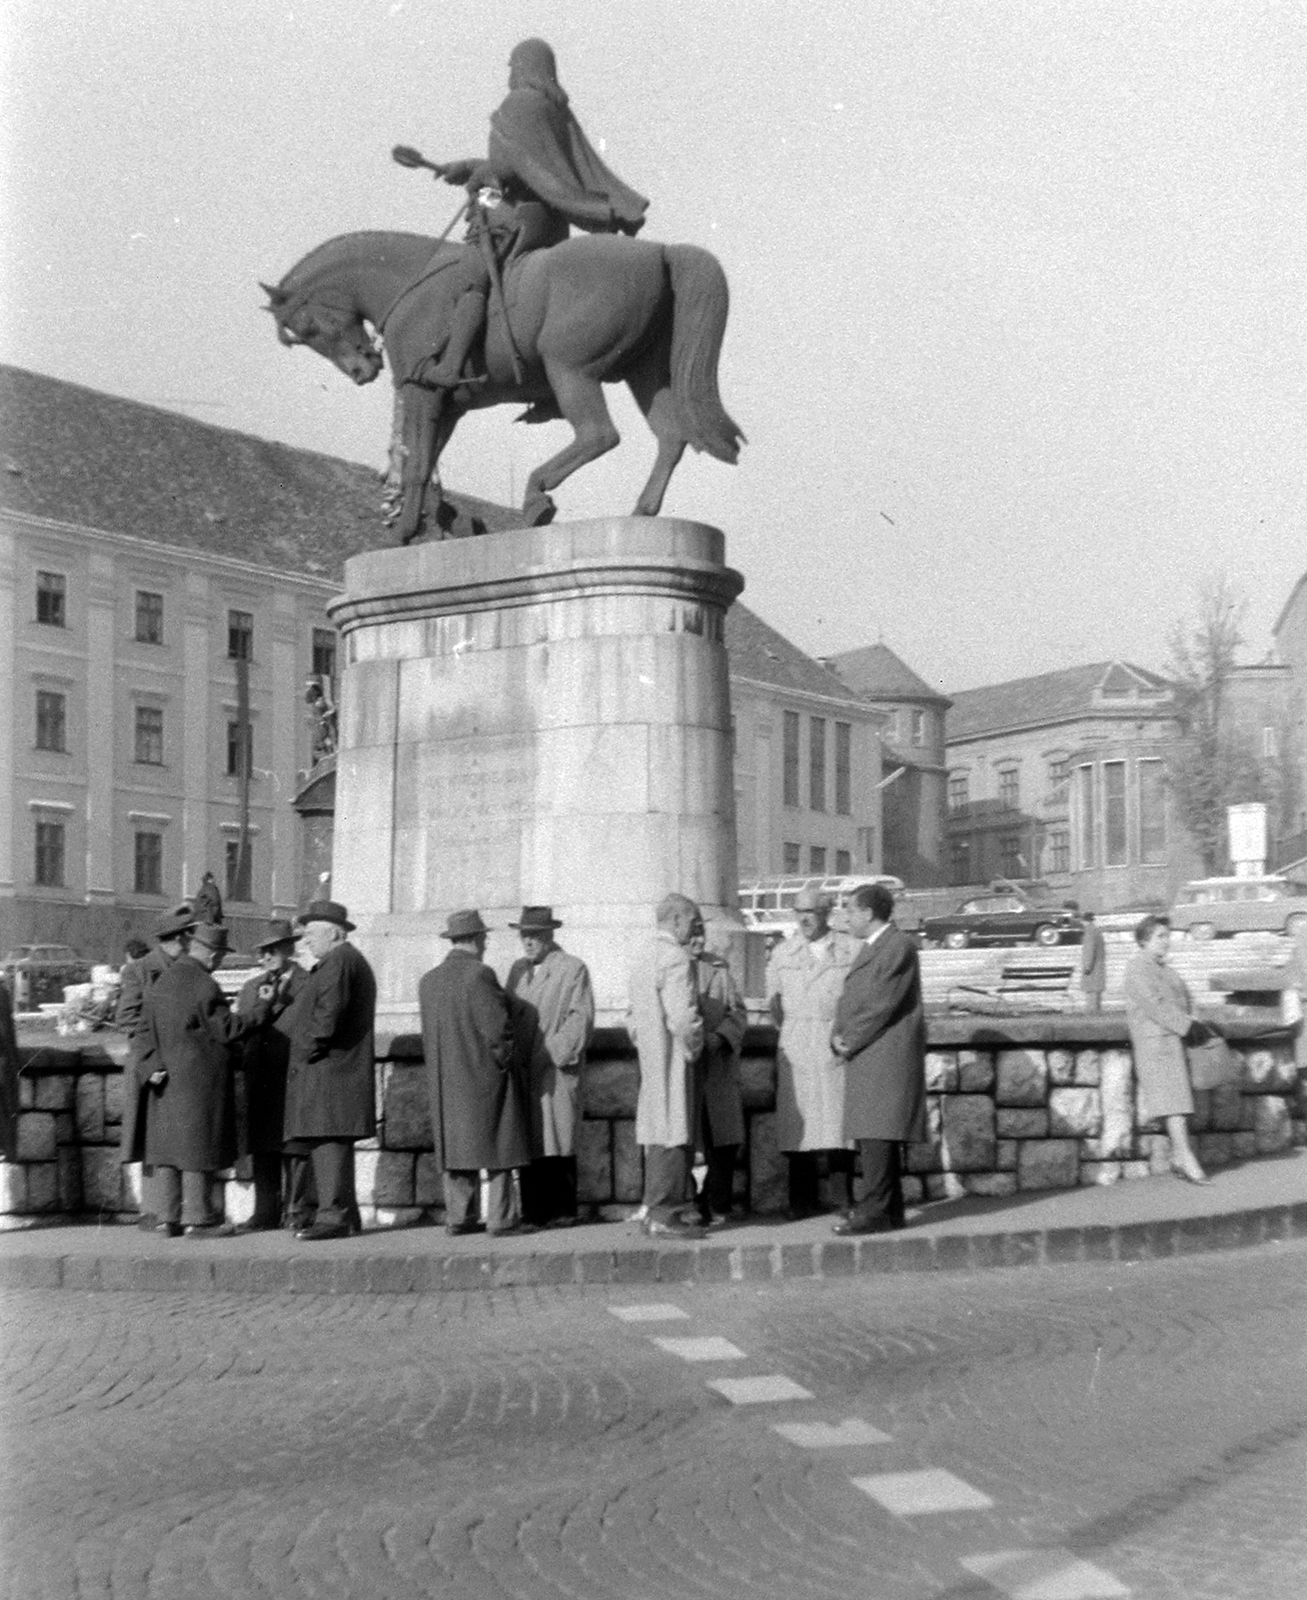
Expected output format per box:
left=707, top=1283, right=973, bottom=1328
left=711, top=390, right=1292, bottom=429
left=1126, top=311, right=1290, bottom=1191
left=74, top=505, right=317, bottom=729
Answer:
left=1166, top=576, right=1269, bottom=873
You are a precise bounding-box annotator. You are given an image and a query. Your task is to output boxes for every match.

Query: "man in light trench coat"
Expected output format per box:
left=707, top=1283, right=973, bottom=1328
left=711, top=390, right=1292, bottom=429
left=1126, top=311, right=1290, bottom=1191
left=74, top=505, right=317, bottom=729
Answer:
left=765, top=887, right=864, bottom=1216
left=506, top=906, right=595, bottom=1228
left=626, top=893, right=705, bottom=1240
left=830, top=882, right=927, bottom=1235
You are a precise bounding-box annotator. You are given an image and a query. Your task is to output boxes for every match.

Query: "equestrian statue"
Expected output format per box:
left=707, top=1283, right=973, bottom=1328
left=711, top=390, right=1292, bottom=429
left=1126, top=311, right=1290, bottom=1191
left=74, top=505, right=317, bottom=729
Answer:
left=263, top=39, right=743, bottom=542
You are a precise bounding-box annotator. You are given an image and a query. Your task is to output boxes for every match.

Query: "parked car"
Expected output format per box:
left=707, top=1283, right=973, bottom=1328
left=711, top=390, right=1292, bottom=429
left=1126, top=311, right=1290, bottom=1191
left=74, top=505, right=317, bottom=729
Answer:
left=0, top=944, right=92, bottom=1009
left=921, top=895, right=1083, bottom=950
left=1169, top=876, right=1307, bottom=940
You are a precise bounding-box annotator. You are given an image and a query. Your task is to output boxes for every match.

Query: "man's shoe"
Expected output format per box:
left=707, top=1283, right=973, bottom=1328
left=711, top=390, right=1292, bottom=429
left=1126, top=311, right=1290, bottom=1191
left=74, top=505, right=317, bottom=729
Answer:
left=642, top=1216, right=706, bottom=1241
left=232, top=1217, right=280, bottom=1234
left=486, top=1221, right=539, bottom=1237
left=136, top=1212, right=159, bottom=1232
left=295, top=1221, right=350, bottom=1241
left=542, top=1215, right=581, bottom=1229
left=154, top=1221, right=183, bottom=1238
left=830, top=1213, right=904, bottom=1237
left=445, top=1220, right=484, bottom=1237
left=184, top=1222, right=236, bottom=1238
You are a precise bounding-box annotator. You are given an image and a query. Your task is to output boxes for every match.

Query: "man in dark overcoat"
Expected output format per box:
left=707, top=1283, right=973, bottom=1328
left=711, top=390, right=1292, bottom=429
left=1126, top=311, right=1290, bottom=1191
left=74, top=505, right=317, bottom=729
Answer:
left=116, top=904, right=195, bottom=1229
left=277, top=900, right=377, bottom=1241
left=418, top=909, right=533, bottom=1236
left=830, top=883, right=927, bottom=1236
left=233, top=919, right=306, bottom=1231
left=141, top=922, right=269, bottom=1236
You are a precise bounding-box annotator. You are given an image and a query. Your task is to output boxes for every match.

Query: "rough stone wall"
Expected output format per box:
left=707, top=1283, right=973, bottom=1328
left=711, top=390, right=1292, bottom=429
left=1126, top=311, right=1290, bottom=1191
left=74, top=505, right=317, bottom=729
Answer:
left=3, top=1028, right=1303, bottom=1226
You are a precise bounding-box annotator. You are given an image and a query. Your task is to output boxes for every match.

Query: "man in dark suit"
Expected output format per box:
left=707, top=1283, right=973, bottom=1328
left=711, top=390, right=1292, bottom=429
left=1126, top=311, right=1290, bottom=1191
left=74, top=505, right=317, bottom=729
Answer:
left=830, top=883, right=927, bottom=1236
left=233, top=918, right=306, bottom=1231
left=419, top=909, right=534, bottom=1237
left=277, top=900, right=377, bottom=1241
left=141, top=922, right=269, bottom=1236
left=116, top=904, right=196, bottom=1229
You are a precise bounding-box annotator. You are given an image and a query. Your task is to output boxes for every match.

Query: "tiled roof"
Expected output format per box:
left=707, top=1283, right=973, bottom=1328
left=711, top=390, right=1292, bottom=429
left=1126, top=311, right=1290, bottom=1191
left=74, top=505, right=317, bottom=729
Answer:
left=725, top=604, right=874, bottom=707
left=1273, top=570, right=1307, bottom=637
left=0, top=364, right=523, bottom=580
left=948, top=661, right=1175, bottom=742
left=826, top=642, right=950, bottom=705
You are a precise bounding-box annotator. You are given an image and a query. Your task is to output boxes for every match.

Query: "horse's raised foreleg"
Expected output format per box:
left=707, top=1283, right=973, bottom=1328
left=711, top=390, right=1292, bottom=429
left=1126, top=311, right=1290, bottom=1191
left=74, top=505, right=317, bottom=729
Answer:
left=521, top=361, right=620, bottom=527
left=626, top=351, right=687, bottom=517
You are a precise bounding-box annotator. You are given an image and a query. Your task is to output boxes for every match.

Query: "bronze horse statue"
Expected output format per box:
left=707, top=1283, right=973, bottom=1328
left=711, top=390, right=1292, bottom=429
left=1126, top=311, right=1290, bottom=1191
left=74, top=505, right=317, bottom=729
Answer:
left=262, top=231, right=743, bottom=540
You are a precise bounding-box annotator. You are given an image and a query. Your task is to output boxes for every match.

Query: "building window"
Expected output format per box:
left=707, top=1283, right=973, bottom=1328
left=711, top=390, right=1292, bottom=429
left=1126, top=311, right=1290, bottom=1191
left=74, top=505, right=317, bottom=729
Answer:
left=133, top=831, right=163, bottom=895
left=1138, top=758, right=1167, bottom=864
left=1047, top=756, right=1070, bottom=802
left=134, top=705, right=164, bottom=766
left=782, top=712, right=800, bottom=808
left=1076, top=765, right=1096, bottom=868
left=835, top=848, right=852, bottom=875
left=227, top=609, right=253, bottom=660
left=858, top=826, right=876, bottom=865
left=1104, top=761, right=1127, bottom=866
left=225, top=839, right=252, bottom=902
left=948, top=773, right=969, bottom=812
left=809, top=717, right=827, bottom=811
left=998, top=767, right=1020, bottom=810
left=34, top=821, right=65, bottom=887
left=36, top=571, right=66, bottom=627
left=809, top=846, right=827, bottom=874
left=226, top=719, right=253, bottom=778
left=950, top=836, right=972, bottom=886
left=910, top=709, right=925, bottom=747
left=135, top=590, right=164, bottom=644
left=834, top=722, right=851, bottom=815
left=999, top=833, right=1023, bottom=876
left=1262, top=726, right=1278, bottom=759
left=35, top=690, right=67, bottom=753
left=782, top=840, right=801, bottom=874
left=1047, top=829, right=1070, bottom=874
left=312, top=627, right=337, bottom=680
left=882, top=711, right=899, bottom=744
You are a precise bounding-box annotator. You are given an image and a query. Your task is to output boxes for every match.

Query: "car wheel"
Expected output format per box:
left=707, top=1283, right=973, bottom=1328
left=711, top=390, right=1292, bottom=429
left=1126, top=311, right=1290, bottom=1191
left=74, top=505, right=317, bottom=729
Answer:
left=943, top=930, right=970, bottom=950
left=1033, top=924, right=1061, bottom=947
left=1188, top=922, right=1216, bottom=942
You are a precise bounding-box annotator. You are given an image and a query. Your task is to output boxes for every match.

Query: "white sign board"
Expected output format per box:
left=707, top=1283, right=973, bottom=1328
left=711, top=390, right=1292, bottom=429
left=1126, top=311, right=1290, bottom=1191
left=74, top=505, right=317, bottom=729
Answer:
left=1228, top=802, right=1267, bottom=875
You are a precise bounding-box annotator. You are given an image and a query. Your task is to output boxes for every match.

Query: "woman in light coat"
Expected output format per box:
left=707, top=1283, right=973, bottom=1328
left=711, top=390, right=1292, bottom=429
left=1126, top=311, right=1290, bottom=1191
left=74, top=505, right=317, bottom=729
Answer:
left=1123, top=914, right=1207, bottom=1185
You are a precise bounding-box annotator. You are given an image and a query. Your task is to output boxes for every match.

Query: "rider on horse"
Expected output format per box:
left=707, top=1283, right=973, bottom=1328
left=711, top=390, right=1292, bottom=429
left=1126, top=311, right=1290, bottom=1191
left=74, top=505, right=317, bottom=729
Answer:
left=420, top=38, right=649, bottom=389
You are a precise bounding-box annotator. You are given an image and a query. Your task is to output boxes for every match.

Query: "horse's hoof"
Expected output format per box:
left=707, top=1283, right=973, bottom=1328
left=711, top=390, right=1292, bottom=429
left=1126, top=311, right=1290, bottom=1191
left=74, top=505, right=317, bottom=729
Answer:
left=526, top=495, right=556, bottom=527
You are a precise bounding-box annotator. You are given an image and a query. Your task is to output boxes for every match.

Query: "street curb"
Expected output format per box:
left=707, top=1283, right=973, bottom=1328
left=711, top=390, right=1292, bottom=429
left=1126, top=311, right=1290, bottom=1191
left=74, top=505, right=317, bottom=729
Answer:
left=2, top=1200, right=1305, bottom=1295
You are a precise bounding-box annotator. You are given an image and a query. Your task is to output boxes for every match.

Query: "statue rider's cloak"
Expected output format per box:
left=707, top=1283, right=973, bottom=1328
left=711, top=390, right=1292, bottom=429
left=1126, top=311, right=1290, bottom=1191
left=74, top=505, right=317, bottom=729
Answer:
left=487, top=39, right=648, bottom=237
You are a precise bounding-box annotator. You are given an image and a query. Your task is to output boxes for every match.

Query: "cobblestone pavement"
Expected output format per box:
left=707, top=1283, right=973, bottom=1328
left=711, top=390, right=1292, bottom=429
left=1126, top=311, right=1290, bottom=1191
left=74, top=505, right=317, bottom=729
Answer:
left=1, top=1240, right=1303, bottom=1600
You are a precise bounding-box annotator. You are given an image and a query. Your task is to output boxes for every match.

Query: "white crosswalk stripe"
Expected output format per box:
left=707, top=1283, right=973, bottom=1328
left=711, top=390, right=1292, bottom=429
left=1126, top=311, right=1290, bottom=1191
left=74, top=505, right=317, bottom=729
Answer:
left=851, top=1468, right=994, bottom=1515
left=958, top=1548, right=1130, bottom=1598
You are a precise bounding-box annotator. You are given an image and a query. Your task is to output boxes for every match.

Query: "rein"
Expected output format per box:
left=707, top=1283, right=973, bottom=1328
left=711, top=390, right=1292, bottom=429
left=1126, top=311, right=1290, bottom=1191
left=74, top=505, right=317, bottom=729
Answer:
left=375, top=255, right=466, bottom=335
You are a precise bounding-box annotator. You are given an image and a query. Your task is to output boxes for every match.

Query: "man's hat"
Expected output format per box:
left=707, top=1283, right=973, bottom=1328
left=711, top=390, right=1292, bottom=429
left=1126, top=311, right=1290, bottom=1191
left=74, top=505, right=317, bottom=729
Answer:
left=155, top=904, right=197, bottom=940
left=793, top=887, right=831, bottom=913
left=295, top=899, right=356, bottom=932
left=191, top=922, right=230, bottom=954
left=510, top=905, right=562, bottom=932
left=441, top=909, right=490, bottom=940
left=255, top=918, right=299, bottom=951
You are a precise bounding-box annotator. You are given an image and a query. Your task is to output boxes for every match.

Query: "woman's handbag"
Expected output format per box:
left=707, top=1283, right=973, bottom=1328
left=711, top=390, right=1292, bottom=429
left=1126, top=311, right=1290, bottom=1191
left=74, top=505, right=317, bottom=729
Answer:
left=1187, top=1031, right=1239, bottom=1090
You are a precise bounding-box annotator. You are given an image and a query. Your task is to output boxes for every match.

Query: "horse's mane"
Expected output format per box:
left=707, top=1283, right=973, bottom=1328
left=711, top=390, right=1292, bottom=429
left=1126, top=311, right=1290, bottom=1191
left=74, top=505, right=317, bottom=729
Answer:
left=278, top=231, right=441, bottom=291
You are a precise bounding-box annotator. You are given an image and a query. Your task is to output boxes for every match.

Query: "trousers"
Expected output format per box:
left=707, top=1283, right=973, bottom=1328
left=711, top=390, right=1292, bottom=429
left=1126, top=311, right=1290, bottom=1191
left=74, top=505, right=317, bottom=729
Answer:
left=285, top=1139, right=357, bottom=1230
left=444, top=1169, right=518, bottom=1232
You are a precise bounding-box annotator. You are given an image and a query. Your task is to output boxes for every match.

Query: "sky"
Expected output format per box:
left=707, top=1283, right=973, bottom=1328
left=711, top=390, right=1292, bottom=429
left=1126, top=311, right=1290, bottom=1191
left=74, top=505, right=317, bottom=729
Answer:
left=2, top=0, right=1302, bottom=693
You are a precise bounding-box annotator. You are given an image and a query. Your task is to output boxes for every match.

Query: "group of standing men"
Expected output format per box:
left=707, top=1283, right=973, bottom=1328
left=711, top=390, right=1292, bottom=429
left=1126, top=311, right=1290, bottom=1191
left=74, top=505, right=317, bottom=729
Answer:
left=118, top=899, right=376, bottom=1239
left=114, top=878, right=925, bottom=1240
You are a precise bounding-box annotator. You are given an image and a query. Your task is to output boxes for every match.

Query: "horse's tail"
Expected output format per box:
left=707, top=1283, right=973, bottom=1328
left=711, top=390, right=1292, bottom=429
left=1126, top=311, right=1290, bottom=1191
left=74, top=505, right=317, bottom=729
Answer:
left=665, top=245, right=745, bottom=464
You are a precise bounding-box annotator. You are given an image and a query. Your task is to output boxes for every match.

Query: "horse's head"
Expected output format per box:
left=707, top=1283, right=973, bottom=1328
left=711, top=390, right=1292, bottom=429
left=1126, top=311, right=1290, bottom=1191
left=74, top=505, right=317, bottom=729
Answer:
left=260, top=282, right=384, bottom=386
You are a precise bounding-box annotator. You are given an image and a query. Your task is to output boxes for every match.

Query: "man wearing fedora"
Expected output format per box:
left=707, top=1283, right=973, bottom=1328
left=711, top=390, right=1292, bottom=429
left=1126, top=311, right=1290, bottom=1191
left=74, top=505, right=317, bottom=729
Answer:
left=140, top=922, right=271, bottom=1236
left=277, top=900, right=377, bottom=1241
left=117, top=903, right=196, bottom=1229
left=419, top=910, right=534, bottom=1236
left=506, top=906, right=595, bottom=1228
left=233, top=919, right=306, bottom=1231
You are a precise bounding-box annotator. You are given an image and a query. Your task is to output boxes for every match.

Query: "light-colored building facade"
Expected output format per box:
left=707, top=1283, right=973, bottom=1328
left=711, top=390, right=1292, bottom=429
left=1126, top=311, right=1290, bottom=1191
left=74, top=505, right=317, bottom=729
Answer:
left=1271, top=570, right=1307, bottom=867
left=0, top=365, right=517, bottom=955
left=727, top=609, right=886, bottom=880
left=826, top=642, right=950, bottom=885
left=944, top=661, right=1202, bottom=909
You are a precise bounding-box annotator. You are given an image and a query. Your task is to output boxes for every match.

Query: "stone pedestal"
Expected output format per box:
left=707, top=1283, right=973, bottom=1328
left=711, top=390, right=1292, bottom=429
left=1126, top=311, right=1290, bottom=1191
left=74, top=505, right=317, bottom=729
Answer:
left=327, top=518, right=744, bottom=1025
